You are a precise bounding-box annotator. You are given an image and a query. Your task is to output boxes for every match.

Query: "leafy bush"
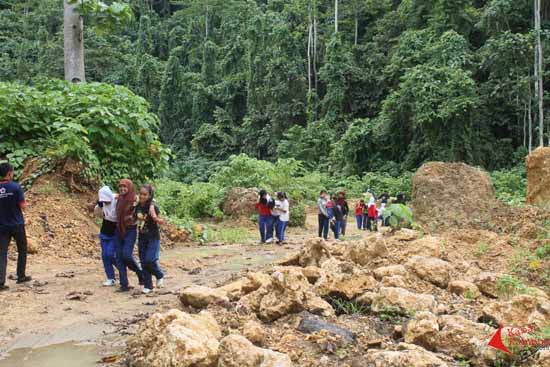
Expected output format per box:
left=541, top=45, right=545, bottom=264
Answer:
left=0, top=80, right=170, bottom=183
left=490, top=165, right=526, bottom=206
left=496, top=275, right=526, bottom=299
left=289, top=203, right=306, bottom=227
left=325, top=172, right=412, bottom=199
left=383, top=204, right=414, bottom=229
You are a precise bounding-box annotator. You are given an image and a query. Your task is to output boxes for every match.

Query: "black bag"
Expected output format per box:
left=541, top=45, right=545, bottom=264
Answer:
left=267, top=198, right=276, bottom=209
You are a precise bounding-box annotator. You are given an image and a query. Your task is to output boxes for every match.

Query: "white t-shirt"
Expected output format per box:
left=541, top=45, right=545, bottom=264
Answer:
left=275, top=199, right=290, bottom=222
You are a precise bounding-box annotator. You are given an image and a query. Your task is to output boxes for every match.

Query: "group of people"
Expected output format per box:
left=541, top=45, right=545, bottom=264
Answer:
left=91, top=179, right=165, bottom=294
left=255, top=190, right=290, bottom=244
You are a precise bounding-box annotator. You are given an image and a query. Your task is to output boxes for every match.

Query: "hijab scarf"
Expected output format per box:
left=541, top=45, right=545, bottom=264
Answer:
left=116, top=179, right=136, bottom=238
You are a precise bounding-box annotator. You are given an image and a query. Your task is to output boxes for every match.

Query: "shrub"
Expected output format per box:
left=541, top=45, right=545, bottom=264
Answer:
left=289, top=203, right=306, bottom=227
left=490, top=165, right=526, bottom=206
left=383, top=204, right=414, bottom=229
left=496, top=275, right=526, bottom=299
left=0, top=80, right=170, bottom=183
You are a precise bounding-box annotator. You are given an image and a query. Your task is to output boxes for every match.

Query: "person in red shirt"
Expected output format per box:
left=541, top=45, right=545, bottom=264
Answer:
left=367, top=198, right=377, bottom=232
left=355, top=199, right=365, bottom=230
left=255, top=190, right=274, bottom=243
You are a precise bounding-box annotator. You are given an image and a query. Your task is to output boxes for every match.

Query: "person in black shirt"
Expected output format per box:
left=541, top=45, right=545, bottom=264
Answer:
left=135, top=184, right=165, bottom=294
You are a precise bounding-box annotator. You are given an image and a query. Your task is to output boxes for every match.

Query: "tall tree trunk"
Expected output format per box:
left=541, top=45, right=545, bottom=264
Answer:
left=205, top=0, right=209, bottom=40
left=63, top=0, right=85, bottom=83
left=334, top=0, right=338, bottom=33
left=307, top=21, right=312, bottom=94
left=529, top=71, right=533, bottom=153
left=535, top=0, right=544, bottom=146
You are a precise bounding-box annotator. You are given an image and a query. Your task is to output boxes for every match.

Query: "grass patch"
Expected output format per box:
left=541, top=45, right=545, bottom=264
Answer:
left=473, top=242, right=490, bottom=257
left=496, top=275, right=526, bottom=299
left=377, top=306, right=414, bottom=325
left=327, top=297, right=370, bottom=316
left=209, top=227, right=253, bottom=244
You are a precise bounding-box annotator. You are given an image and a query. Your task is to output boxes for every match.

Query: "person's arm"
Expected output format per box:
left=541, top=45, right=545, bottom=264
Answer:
left=149, top=205, right=165, bottom=225
left=16, top=185, right=26, bottom=210
left=318, top=199, right=328, bottom=217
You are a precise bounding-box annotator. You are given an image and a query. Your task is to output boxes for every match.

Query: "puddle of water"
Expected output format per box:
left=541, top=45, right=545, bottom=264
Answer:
left=0, top=342, right=100, bottom=367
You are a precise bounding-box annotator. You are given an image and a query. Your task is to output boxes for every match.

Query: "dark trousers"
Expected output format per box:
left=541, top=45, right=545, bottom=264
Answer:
left=138, top=236, right=164, bottom=290
left=0, top=224, right=28, bottom=285
left=116, top=228, right=143, bottom=288
left=366, top=216, right=376, bottom=232
left=318, top=214, right=329, bottom=239
left=258, top=215, right=273, bottom=243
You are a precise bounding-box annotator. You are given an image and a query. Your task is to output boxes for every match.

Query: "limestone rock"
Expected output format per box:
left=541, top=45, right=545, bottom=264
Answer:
left=404, top=236, right=442, bottom=258
left=179, top=285, right=229, bottom=308
left=392, top=229, right=420, bottom=242
left=481, top=294, right=550, bottom=328
left=526, top=147, right=550, bottom=207
left=298, top=238, right=332, bottom=267
left=381, top=275, right=409, bottom=288
left=242, top=320, right=267, bottom=346
left=366, top=343, right=451, bottom=367
left=371, top=287, right=437, bottom=314
left=448, top=280, right=481, bottom=299
left=218, top=334, right=292, bottom=367
left=126, top=309, right=221, bottom=367
left=406, top=256, right=452, bottom=288
left=314, top=258, right=378, bottom=300
left=474, top=272, right=502, bottom=298
left=343, top=235, right=388, bottom=266
left=373, top=265, right=408, bottom=280
left=404, top=311, right=439, bottom=348
left=242, top=272, right=272, bottom=294
left=220, top=279, right=247, bottom=301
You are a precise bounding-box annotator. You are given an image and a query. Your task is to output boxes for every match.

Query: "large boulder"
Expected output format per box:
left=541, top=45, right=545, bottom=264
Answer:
left=314, top=258, right=378, bottom=300
left=411, top=162, right=497, bottom=229
left=526, top=147, right=550, bottom=207
left=343, top=234, right=388, bottom=266
left=223, top=187, right=259, bottom=217
left=366, top=343, right=452, bottom=367
left=179, top=286, right=229, bottom=308
left=217, top=334, right=292, bottom=367
left=473, top=272, right=503, bottom=298
left=403, top=311, right=439, bottom=348
left=405, top=256, right=452, bottom=288
left=371, top=287, right=437, bottom=314
left=239, top=268, right=334, bottom=322
left=481, top=294, right=550, bottom=328
left=126, top=309, right=221, bottom=367
left=373, top=265, right=408, bottom=280
left=403, top=236, right=442, bottom=258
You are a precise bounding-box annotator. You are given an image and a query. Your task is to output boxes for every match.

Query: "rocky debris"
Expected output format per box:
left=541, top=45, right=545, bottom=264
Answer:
left=217, top=334, right=292, bottom=367
left=314, top=258, right=378, bottom=300
left=223, top=187, right=259, bottom=217
left=481, top=294, right=550, bottom=328
left=65, top=290, right=92, bottom=301
left=371, top=287, right=437, bottom=314
left=534, top=349, right=550, bottom=367
left=405, top=256, right=452, bottom=288
left=343, top=235, right=388, bottom=266
left=403, top=236, right=442, bottom=258
left=526, top=147, right=550, bottom=207
left=242, top=272, right=272, bottom=294
left=434, top=314, right=496, bottom=366
left=179, top=285, right=230, bottom=309
left=473, top=272, right=503, bottom=298
left=239, top=268, right=334, bottom=322
left=297, top=312, right=355, bottom=345
left=279, top=238, right=332, bottom=267
left=242, top=320, right=267, bottom=346
left=302, top=266, right=322, bottom=284
left=126, top=309, right=221, bottom=367
left=411, top=162, right=497, bottom=229
left=56, top=271, right=75, bottom=278
left=373, top=265, right=408, bottom=280
left=220, top=279, right=247, bottom=301
left=448, top=280, right=481, bottom=298
left=381, top=275, right=410, bottom=288
left=366, top=343, right=453, bottom=367
left=403, top=311, right=439, bottom=348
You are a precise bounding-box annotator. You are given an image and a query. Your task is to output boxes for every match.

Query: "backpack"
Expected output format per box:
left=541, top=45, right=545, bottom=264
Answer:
left=267, top=198, right=276, bottom=209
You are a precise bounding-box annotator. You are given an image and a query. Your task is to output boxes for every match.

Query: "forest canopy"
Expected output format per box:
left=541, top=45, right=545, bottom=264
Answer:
left=1, top=0, right=549, bottom=182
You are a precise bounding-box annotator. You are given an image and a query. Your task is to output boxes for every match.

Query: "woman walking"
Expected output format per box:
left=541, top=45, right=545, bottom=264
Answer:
left=93, top=186, right=119, bottom=287
left=274, top=192, right=289, bottom=245
left=256, top=190, right=273, bottom=244
left=135, top=184, right=165, bottom=294
left=317, top=191, right=329, bottom=240
left=355, top=199, right=365, bottom=230
left=115, top=179, right=143, bottom=292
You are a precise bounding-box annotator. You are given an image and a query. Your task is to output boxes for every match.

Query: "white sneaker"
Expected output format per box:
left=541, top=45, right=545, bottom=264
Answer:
left=142, top=288, right=152, bottom=294
left=265, top=238, right=274, bottom=244
left=103, top=279, right=116, bottom=287
left=156, top=277, right=165, bottom=288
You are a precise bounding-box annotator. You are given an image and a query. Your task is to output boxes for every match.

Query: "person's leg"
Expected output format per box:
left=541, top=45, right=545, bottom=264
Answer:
left=318, top=214, right=323, bottom=238
left=115, top=235, right=128, bottom=289
left=273, top=216, right=280, bottom=241
left=322, top=217, right=329, bottom=240
left=138, top=236, right=147, bottom=268
left=334, top=221, right=341, bottom=240
left=100, top=234, right=116, bottom=280
left=122, top=229, right=143, bottom=281
left=266, top=216, right=274, bottom=241
left=356, top=215, right=362, bottom=230
left=144, top=238, right=164, bottom=287
left=14, top=225, right=28, bottom=280
left=140, top=238, right=154, bottom=290
left=258, top=215, right=267, bottom=242
left=0, top=231, right=11, bottom=286
left=341, top=218, right=347, bottom=236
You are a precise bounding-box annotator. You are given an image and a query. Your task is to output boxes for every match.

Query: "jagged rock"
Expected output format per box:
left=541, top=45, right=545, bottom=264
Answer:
left=242, top=272, right=272, bottom=294
left=373, top=265, right=408, bottom=280
left=434, top=315, right=496, bottom=366
left=314, top=258, right=378, bottom=300
left=365, top=343, right=451, bottom=367
left=240, top=268, right=334, bottom=322
left=371, top=287, right=437, bottom=314
left=218, top=334, right=292, bottom=367
left=355, top=291, right=377, bottom=306
left=406, top=256, right=452, bottom=288
left=126, top=309, right=221, bottom=367
left=404, top=311, right=439, bottom=348
left=179, top=286, right=229, bottom=308
left=404, top=236, right=442, bottom=258
left=220, top=279, right=247, bottom=301
left=302, top=266, right=322, bottom=284
left=473, top=272, right=502, bottom=298
left=242, top=320, right=267, bottom=346
left=448, top=280, right=481, bottom=299
left=381, top=275, right=409, bottom=288
left=343, top=235, right=388, bottom=266
left=481, top=294, right=550, bottom=328
left=297, top=312, right=355, bottom=344
left=299, top=238, right=332, bottom=267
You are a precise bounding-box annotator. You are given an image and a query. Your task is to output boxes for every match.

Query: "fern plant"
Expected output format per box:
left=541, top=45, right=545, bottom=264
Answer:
left=383, top=204, right=415, bottom=229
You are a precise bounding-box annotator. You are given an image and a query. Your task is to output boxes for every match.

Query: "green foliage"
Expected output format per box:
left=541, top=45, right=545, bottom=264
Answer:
left=209, top=227, right=253, bottom=244
left=289, top=203, right=306, bottom=228
left=327, top=297, right=370, bottom=316
left=496, top=275, right=526, bottom=299
left=474, top=242, right=490, bottom=257
left=490, top=165, right=527, bottom=206
left=383, top=204, right=415, bottom=229
left=0, top=80, right=169, bottom=182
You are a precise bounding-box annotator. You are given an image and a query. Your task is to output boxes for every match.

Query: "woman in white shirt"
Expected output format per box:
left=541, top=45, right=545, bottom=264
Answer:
left=274, top=192, right=290, bottom=245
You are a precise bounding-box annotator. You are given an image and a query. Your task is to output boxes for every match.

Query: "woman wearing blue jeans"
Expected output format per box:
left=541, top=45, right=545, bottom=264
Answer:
left=274, top=192, right=290, bottom=245
left=115, top=179, right=143, bottom=292
left=93, top=186, right=119, bottom=286
left=255, top=190, right=274, bottom=243
left=135, top=184, right=165, bottom=294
